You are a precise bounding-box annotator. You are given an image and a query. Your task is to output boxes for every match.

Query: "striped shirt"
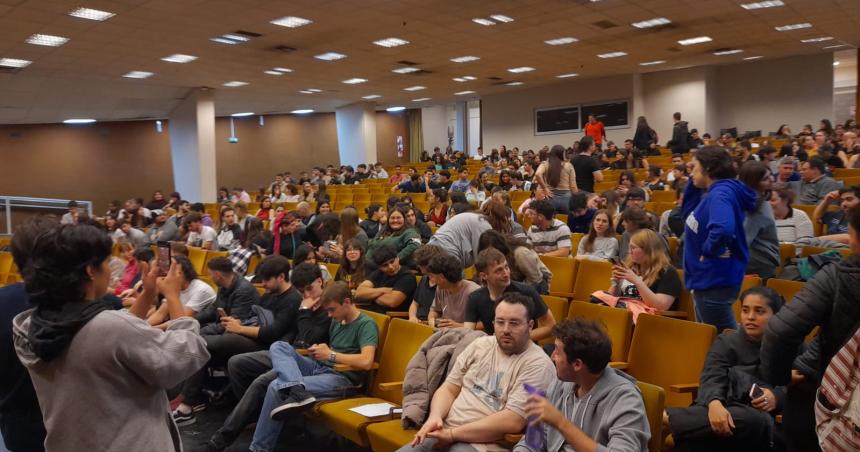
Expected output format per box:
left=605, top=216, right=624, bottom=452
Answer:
left=527, top=219, right=572, bottom=255
left=815, top=325, right=860, bottom=450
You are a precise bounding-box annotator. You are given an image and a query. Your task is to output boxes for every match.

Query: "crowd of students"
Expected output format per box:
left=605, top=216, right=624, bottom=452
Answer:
left=3, top=113, right=860, bottom=452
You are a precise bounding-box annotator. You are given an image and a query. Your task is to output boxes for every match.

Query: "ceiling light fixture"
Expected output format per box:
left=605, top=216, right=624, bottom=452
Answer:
left=453, top=75, right=477, bottom=82
left=0, top=58, right=32, bottom=68
left=342, top=78, right=368, bottom=84
left=713, top=49, right=744, bottom=55
left=270, top=16, right=312, bottom=28
left=210, top=37, right=239, bottom=45
left=544, top=37, right=578, bottom=45
left=306, top=88, right=322, bottom=93
left=678, top=36, right=712, bottom=45
left=506, top=81, right=524, bottom=86
left=631, top=17, right=671, bottom=29
left=68, top=7, right=115, bottom=21
left=412, top=98, right=431, bottom=102
left=63, top=118, right=96, bottom=124
left=392, top=67, right=420, bottom=74
left=161, top=54, right=197, bottom=63
left=834, top=61, right=840, bottom=66
left=801, top=36, right=833, bottom=43
left=264, top=70, right=283, bottom=75
left=122, top=71, right=154, bottom=79
left=507, top=66, right=535, bottom=73
left=231, top=112, right=254, bottom=117
left=597, top=51, right=627, bottom=58
left=454, top=91, right=475, bottom=95
left=640, top=60, right=666, bottom=66
left=373, top=37, right=410, bottom=47
left=740, top=1, right=784, bottom=10
left=823, top=44, right=848, bottom=49
left=472, top=18, right=496, bottom=26
left=490, top=14, right=514, bottom=23
left=273, top=67, right=292, bottom=73
left=299, top=90, right=314, bottom=94
left=556, top=73, right=579, bottom=78
left=451, top=55, right=480, bottom=63
left=404, top=85, right=426, bottom=91
left=774, top=23, right=811, bottom=31
left=26, top=34, right=69, bottom=47
left=291, top=109, right=314, bottom=114
left=743, top=55, right=764, bottom=60
left=223, top=81, right=248, bottom=87
left=222, top=33, right=250, bottom=42
left=314, top=52, right=346, bottom=61
left=362, top=95, right=381, bottom=100
left=386, top=106, right=406, bottom=112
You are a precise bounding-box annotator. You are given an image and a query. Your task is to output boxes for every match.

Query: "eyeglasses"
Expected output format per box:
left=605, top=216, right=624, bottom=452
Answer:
left=493, top=319, right=525, bottom=329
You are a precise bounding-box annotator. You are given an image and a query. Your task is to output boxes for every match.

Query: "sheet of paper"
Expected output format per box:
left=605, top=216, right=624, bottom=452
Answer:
left=349, top=402, right=397, bottom=418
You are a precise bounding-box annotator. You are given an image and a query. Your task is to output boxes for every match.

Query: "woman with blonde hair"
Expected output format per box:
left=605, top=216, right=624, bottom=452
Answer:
left=609, top=228, right=682, bottom=311
left=576, top=209, right=618, bottom=261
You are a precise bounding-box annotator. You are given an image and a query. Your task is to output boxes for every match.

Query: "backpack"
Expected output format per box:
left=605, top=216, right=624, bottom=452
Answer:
left=778, top=250, right=842, bottom=281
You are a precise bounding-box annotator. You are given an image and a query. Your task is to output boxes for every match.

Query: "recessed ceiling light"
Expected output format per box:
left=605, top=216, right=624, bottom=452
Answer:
left=373, top=37, right=410, bottom=47
left=0, top=58, right=32, bottom=68
left=264, top=70, right=283, bottom=75
left=508, top=66, right=535, bottom=73
left=122, top=71, right=154, bottom=79
left=678, top=36, right=712, bottom=46
left=306, top=88, right=322, bottom=93
left=454, top=91, right=475, bottom=95
left=362, top=95, right=382, bottom=100
left=834, top=61, right=840, bottom=66
left=342, top=78, right=368, bottom=84
left=631, top=17, right=671, bottom=29
left=640, top=60, right=666, bottom=66
left=556, top=73, right=579, bottom=78
left=386, top=106, right=406, bottom=112
left=68, top=7, right=115, bottom=21
left=451, top=55, right=480, bottom=63
left=597, top=51, right=627, bottom=58
left=273, top=67, right=292, bottom=73
left=270, top=16, right=312, bottom=28
left=404, top=86, right=426, bottom=91
left=315, top=52, right=346, bottom=61
left=774, top=23, right=812, bottom=31
left=161, top=54, right=197, bottom=63
left=490, top=14, right=514, bottom=23
left=740, top=1, right=784, bottom=10
left=299, top=90, right=314, bottom=94
left=472, top=18, right=496, bottom=26
left=222, top=33, right=250, bottom=42
left=392, top=67, right=420, bottom=74
left=412, top=98, right=431, bottom=102
left=26, top=34, right=69, bottom=47
left=713, top=49, right=744, bottom=55
left=231, top=112, right=254, bottom=117
left=823, top=44, right=848, bottom=49
left=744, top=55, right=764, bottom=60
left=545, top=37, right=578, bottom=45
left=63, top=118, right=96, bottom=124
left=223, top=81, right=248, bottom=87
left=506, top=81, right=524, bottom=86
left=210, top=37, right=239, bottom=45
left=291, top=109, right=314, bottom=114
left=801, top=36, right=833, bottom=43
left=453, top=75, right=477, bottom=82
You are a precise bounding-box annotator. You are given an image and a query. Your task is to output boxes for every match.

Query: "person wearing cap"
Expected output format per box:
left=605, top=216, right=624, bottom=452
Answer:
left=146, top=209, right=179, bottom=243
left=615, top=188, right=659, bottom=235
left=267, top=211, right=310, bottom=260
left=60, top=200, right=79, bottom=225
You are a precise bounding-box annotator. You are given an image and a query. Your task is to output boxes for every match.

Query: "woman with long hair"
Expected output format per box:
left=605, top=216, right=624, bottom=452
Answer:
left=428, top=199, right=510, bottom=268
left=775, top=124, right=792, bottom=139
left=270, top=185, right=288, bottom=203
left=477, top=230, right=552, bottom=294
left=535, top=144, right=578, bottom=214
left=633, top=115, right=658, bottom=151
left=404, top=205, right=433, bottom=243
left=365, top=206, right=422, bottom=269
left=283, top=184, right=302, bottom=203
left=12, top=220, right=208, bottom=451
left=609, top=229, right=681, bottom=311
left=256, top=197, right=274, bottom=222
left=300, top=182, right=315, bottom=203
left=307, top=201, right=331, bottom=226
left=334, top=239, right=368, bottom=291
left=292, top=244, right=332, bottom=283
left=359, top=203, right=386, bottom=239
left=427, top=188, right=449, bottom=228
left=321, top=207, right=368, bottom=260
left=819, top=118, right=834, bottom=137
left=576, top=209, right=618, bottom=261
left=738, top=161, right=780, bottom=280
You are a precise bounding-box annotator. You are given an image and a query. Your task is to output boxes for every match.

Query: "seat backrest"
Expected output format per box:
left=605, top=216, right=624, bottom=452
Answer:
left=636, top=381, right=666, bottom=452
left=359, top=309, right=391, bottom=361
left=766, top=278, right=805, bottom=303
left=201, top=250, right=229, bottom=276
left=187, top=247, right=207, bottom=274
left=572, top=259, right=613, bottom=302
left=732, top=275, right=762, bottom=324
left=626, top=314, right=716, bottom=407
left=370, top=319, right=434, bottom=403
left=567, top=301, right=632, bottom=362
left=674, top=270, right=694, bottom=321
left=539, top=296, right=569, bottom=345
left=540, top=255, right=578, bottom=295
left=570, top=233, right=584, bottom=255
left=0, top=252, right=13, bottom=274
left=778, top=243, right=796, bottom=267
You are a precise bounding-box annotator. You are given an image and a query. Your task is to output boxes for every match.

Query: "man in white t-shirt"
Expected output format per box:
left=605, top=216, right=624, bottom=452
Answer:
left=185, top=212, right=218, bottom=250
left=400, top=293, right=555, bottom=452
left=147, top=255, right=215, bottom=329
left=426, top=254, right=480, bottom=329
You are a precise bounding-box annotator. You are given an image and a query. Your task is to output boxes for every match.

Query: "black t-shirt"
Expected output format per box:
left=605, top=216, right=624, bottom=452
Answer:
left=364, top=269, right=417, bottom=313
left=618, top=266, right=682, bottom=310
left=258, top=286, right=303, bottom=345
left=413, top=275, right=437, bottom=321
left=572, top=154, right=600, bottom=193
left=465, top=281, right=549, bottom=335
left=430, top=180, right=453, bottom=191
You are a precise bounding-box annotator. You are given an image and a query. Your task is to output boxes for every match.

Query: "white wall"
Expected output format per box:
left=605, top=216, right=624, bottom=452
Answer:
left=335, top=102, right=377, bottom=167
left=169, top=88, right=216, bottom=203
left=642, top=67, right=710, bottom=143
left=421, top=105, right=448, bottom=153
left=481, top=74, right=634, bottom=151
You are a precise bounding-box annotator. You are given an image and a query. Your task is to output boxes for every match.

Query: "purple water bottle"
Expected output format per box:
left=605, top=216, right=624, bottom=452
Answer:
left=524, top=383, right=547, bottom=450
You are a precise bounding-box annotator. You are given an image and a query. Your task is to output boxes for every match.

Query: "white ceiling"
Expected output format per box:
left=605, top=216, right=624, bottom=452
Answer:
left=0, top=0, right=858, bottom=124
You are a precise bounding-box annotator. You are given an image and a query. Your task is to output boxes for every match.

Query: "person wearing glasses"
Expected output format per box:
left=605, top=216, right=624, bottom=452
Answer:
left=399, top=293, right=555, bottom=452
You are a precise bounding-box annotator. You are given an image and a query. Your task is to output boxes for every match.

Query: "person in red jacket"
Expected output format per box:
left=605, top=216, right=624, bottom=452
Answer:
left=584, top=114, right=607, bottom=150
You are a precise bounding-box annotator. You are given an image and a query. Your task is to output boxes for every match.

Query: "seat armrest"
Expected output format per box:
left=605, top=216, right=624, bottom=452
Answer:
left=658, top=310, right=688, bottom=319
left=609, top=361, right=628, bottom=370
left=548, top=291, right=575, bottom=300
left=387, top=311, right=409, bottom=318
left=378, top=381, right=403, bottom=391
left=333, top=362, right=380, bottom=372
left=669, top=383, right=700, bottom=399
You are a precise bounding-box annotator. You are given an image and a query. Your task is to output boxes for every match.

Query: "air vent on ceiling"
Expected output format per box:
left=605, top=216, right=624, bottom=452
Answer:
left=592, top=20, right=618, bottom=29
left=487, top=76, right=502, bottom=81
left=396, top=60, right=419, bottom=66
left=270, top=45, right=297, bottom=53
left=0, top=67, right=23, bottom=74
left=234, top=30, right=262, bottom=38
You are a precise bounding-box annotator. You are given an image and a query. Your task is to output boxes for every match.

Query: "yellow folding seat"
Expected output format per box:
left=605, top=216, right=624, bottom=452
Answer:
left=567, top=301, right=632, bottom=363
left=539, top=255, right=578, bottom=299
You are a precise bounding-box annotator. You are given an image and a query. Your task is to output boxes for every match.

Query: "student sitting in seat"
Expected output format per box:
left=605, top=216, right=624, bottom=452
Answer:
left=576, top=209, right=619, bottom=261
left=513, top=319, right=650, bottom=452
left=355, top=245, right=417, bottom=314
left=184, top=212, right=218, bottom=250
left=399, top=293, right=555, bottom=452
left=334, top=239, right=369, bottom=292
left=525, top=199, right=572, bottom=257
left=609, top=229, right=682, bottom=312
left=408, top=244, right=446, bottom=324
left=666, top=287, right=787, bottom=452
left=147, top=255, right=216, bottom=328
left=477, top=230, right=552, bottom=295
left=426, top=254, right=481, bottom=329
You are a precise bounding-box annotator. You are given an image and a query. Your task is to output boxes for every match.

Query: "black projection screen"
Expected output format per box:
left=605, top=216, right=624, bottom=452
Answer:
left=580, top=100, right=630, bottom=130
left=534, top=105, right=581, bottom=136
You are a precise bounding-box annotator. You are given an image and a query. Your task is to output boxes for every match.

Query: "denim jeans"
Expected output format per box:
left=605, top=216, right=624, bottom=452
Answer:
left=249, top=342, right=355, bottom=452
left=209, top=350, right=274, bottom=448
left=549, top=190, right=572, bottom=214
left=692, top=285, right=740, bottom=332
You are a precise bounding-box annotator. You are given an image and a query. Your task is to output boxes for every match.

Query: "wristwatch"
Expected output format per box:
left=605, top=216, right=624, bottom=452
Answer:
left=329, top=352, right=337, bottom=363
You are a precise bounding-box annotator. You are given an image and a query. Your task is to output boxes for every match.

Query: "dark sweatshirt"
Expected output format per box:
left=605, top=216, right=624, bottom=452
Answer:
left=256, top=287, right=302, bottom=346
left=293, top=304, right=332, bottom=347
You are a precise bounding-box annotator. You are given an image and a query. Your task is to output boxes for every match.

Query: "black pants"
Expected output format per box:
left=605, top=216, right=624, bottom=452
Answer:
left=667, top=404, right=774, bottom=452
left=211, top=350, right=276, bottom=448
left=783, top=379, right=821, bottom=452
left=181, top=333, right=264, bottom=405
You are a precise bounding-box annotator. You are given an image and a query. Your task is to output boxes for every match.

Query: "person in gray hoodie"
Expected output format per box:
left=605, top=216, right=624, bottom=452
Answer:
left=514, top=318, right=649, bottom=452
left=739, top=161, right=780, bottom=280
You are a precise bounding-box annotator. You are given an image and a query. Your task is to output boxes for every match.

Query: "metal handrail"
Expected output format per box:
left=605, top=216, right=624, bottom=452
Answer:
left=0, top=196, right=93, bottom=235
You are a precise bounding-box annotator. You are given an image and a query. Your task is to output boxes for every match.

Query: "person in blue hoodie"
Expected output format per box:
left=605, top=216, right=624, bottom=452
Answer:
left=682, top=146, right=757, bottom=331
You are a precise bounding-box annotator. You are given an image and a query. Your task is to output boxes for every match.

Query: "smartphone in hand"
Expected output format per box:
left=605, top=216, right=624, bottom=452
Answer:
left=156, top=241, right=171, bottom=277
left=749, top=383, right=764, bottom=399
left=217, top=307, right=227, bottom=318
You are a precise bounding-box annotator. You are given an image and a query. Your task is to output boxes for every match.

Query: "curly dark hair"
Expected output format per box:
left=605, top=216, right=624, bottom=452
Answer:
left=552, top=318, right=612, bottom=373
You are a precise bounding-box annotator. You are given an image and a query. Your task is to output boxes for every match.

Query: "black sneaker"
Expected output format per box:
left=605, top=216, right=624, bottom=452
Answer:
left=188, top=440, right=222, bottom=452
left=270, top=386, right=317, bottom=421
left=172, top=408, right=196, bottom=426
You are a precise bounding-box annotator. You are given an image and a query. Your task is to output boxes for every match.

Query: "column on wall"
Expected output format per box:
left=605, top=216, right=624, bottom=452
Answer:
left=467, top=100, right=481, bottom=155
left=168, top=88, right=217, bottom=203
left=335, top=102, right=378, bottom=167
left=454, top=101, right=467, bottom=152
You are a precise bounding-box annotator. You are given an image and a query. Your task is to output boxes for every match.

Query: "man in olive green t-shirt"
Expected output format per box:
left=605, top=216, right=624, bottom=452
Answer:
left=250, top=281, right=378, bottom=452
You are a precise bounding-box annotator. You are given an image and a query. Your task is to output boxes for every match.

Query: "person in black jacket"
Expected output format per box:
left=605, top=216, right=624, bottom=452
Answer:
left=670, top=112, right=691, bottom=154
left=633, top=115, right=657, bottom=151
left=760, top=205, right=860, bottom=452
left=666, top=287, right=788, bottom=452
left=189, top=263, right=331, bottom=452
